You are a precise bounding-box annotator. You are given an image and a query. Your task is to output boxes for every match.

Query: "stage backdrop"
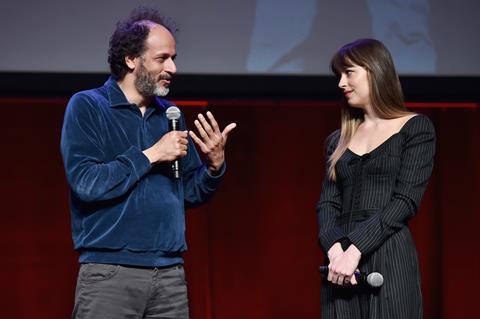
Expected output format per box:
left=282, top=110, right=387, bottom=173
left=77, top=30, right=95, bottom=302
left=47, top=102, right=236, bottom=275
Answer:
left=0, top=98, right=478, bottom=318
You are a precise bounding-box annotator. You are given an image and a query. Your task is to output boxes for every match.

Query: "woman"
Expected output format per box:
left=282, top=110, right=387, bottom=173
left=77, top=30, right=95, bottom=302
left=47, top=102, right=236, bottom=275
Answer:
left=316, top=39, right=435, bottom=318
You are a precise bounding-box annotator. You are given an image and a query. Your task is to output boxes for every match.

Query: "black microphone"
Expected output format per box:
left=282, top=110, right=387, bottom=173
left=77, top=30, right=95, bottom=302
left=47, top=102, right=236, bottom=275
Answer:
left=166, top=106, right=182, bottom=179
left=318, top=266, right=384, bottom=288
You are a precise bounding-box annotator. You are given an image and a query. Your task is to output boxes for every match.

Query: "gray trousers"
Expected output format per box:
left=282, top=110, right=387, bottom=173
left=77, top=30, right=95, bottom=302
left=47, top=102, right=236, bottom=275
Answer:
left=72, top=263, right=189, bottom=319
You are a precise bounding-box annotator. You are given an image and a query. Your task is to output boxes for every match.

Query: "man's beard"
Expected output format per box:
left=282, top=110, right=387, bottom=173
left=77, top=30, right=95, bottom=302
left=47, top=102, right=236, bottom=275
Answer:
left=134, top=63, right=170, bottom=97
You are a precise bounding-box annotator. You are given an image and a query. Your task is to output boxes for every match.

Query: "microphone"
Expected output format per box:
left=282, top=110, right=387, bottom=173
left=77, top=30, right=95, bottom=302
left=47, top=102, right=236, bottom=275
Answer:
left=318, top=266, right=384, bottom=288
left=166, top=106, right=182, bottom=179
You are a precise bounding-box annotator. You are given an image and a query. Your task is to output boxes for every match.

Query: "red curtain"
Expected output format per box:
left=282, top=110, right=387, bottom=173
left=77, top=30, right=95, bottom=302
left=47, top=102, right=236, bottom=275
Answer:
left=0, top=98, right=478, bottom=318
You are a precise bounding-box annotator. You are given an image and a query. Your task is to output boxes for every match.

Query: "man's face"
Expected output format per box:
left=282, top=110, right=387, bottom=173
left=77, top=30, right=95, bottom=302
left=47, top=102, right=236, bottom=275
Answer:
left=134, top=25, right=177, bottom=97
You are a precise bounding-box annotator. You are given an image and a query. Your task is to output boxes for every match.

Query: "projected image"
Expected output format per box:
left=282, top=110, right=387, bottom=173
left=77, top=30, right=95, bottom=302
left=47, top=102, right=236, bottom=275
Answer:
left=247, top=0, right=436, bottom=74
left=368, top=0, right=435, bottom=74
left=1, top=0, right=478, bottom=76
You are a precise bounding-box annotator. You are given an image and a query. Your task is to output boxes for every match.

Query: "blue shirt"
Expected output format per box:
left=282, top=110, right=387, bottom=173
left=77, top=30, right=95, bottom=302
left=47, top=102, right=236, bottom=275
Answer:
left=60, top=77, right=225, bottom=267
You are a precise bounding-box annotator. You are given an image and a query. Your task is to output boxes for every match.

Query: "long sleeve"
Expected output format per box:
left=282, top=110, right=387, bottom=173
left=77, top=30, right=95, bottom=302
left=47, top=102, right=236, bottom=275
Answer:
left=183, top=162, right=225, bottom=207
left=60, top=93, right=151, bottom=202
left=316, top=130, right=346, bottom=253
left=176, top=115, right=225, bottom=207
left=347, top=116, right=436, bottom=255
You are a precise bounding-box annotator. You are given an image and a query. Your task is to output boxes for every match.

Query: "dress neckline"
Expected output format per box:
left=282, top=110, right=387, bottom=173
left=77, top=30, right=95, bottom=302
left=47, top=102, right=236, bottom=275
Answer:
left=346, top=114, right=420, bottom=158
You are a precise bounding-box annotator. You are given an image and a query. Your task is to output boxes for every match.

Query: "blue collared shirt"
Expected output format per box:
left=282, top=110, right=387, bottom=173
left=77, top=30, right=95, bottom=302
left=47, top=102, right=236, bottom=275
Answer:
left=60, top=77, right=225, bottom=266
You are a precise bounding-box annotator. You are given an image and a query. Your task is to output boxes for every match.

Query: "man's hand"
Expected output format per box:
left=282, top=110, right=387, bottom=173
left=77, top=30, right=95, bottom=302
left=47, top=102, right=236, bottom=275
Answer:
left=143, top=130, right=189, bottom=164
left=189, top=111, right=236, bottom=174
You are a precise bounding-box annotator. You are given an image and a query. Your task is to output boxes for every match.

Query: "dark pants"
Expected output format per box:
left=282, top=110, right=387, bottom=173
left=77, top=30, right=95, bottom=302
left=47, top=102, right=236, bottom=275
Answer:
left=72, top=263, right=189, bottom=319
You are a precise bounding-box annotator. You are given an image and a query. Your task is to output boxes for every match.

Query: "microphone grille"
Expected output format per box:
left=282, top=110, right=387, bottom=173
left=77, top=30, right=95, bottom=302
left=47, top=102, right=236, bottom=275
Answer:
left=366, top=272, right=384, bottom=287
left=166, top=106, right=181, bottom=120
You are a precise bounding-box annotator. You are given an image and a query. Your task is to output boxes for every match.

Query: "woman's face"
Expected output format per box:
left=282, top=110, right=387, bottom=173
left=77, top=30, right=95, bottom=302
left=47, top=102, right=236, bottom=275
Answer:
left=337, top=64, right=371, bottom=109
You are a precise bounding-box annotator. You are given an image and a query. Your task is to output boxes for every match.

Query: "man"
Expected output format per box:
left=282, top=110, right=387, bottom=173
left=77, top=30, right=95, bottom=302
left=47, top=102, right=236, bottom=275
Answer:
left=60, top=7, right=236, bottom=318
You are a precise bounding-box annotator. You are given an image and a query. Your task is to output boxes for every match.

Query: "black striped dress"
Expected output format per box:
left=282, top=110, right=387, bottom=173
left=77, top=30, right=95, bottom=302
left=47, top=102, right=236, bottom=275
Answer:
left=316, top=114, right=435, bottom=319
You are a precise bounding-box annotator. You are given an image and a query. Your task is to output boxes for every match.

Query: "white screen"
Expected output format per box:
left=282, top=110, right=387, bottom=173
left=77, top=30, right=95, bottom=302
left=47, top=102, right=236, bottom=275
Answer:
left=2, top=0, right=479, bottom=75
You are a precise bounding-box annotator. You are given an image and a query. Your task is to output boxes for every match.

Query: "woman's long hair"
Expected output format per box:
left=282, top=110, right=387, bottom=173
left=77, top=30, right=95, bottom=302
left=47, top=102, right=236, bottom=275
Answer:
left=327, top=39, right=411, bottom=180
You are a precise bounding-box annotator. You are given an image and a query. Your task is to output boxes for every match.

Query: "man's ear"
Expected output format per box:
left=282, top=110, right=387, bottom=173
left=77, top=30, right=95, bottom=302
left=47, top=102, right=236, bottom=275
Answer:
left=125, top=55, right=138, bottom=71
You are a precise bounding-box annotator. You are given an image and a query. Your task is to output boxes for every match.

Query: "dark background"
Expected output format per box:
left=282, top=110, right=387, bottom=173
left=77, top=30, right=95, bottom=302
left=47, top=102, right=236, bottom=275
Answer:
left=0, top=73, right=478, bottom=317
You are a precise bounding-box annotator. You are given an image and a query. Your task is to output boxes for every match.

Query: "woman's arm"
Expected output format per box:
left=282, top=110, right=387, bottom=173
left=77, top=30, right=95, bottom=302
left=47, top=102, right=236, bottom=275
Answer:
left=347, top=115, right=436, bottom=255
left=316, top=130, right=347, bottom=254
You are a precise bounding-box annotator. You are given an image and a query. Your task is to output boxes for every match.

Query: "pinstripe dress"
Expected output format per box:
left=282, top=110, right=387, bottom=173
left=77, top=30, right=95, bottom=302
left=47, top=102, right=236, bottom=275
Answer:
left=317, top=115, right=435, bottom=319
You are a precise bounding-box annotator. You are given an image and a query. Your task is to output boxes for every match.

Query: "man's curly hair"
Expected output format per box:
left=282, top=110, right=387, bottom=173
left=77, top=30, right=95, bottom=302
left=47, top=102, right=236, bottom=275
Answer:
left=108, top=6, right=177, bottom=80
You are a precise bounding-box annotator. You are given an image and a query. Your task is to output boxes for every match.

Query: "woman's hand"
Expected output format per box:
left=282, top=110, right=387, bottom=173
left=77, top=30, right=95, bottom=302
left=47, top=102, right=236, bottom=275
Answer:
left=327, top=244, right=361, bottom=286
left=327, top=242, right=344, bottom=261
left=343, top=269, right=359, bottom=286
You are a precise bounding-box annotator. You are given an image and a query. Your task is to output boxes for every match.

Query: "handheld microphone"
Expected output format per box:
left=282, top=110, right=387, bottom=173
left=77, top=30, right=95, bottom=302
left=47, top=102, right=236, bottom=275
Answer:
left=318, top=266, right=384, bottom=288
left=165, top=106, right=182, bottom=179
